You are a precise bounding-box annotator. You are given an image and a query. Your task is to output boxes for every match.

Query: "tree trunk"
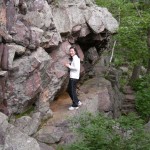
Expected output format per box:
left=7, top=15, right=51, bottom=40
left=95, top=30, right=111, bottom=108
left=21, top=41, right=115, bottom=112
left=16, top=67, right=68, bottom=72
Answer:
left=146, top=27, right=150, bottom=73
left=130, top=65, right=141, bottom=83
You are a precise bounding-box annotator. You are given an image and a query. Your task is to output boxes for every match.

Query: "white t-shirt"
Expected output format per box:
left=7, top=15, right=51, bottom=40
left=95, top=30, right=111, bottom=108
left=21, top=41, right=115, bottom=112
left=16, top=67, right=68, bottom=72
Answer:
left=68, top=55, right=80, bottom=79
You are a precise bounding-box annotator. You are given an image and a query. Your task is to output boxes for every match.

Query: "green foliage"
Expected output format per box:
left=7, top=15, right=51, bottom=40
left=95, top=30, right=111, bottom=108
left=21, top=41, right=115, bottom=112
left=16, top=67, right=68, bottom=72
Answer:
left=113, top=56, right=124, bottom=67
left=131, top=74, right=150, bottom=120
left=96, top=0, right=150, bottom=67
left=119, top=75, right=128, bottom=88
left=118, top=113, right=144, bottom=129
left=96, top=0, right=150, bottom=121
left=136, top=88, right=150, bottom=120
left=61, top=113, right=150, bottom=150
left=131, top=74, right=150, bottom=91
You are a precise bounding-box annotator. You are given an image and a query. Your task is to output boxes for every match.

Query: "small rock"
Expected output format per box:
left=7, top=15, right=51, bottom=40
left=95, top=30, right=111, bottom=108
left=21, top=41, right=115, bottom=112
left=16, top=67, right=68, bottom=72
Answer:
left=35, top=126, right=64, bottom=144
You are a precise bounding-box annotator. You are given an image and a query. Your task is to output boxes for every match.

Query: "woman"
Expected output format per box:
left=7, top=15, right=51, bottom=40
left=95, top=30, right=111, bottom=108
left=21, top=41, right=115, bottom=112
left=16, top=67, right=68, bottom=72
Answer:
left=65, top=46, right=82, bottom=110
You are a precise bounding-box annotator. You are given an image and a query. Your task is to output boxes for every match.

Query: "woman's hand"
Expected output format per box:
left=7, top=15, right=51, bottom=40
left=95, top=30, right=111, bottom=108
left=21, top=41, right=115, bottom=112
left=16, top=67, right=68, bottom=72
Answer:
left=65, top=63, right=70, bottom=68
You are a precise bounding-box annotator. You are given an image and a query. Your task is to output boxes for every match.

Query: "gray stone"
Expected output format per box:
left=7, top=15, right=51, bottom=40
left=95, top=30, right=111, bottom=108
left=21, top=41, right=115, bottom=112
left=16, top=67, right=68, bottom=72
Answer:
left=6, top=47, right=53, bottom=114
left=7, top=44, right=26, bottom=56
left=2, top=0, right=119, bottom=119
left=38, top=142, right=55, bottom=150
left=145, top=120, right=150, bottom=133
left=87, top=47, right=99, bottom=64
left=6, top=44, right=16, bottom=70
left=98, top=87, right=112, bottom=112
left=141, top=66, right=147, bottom=74
left=86, top=8, right=105, bottom=33
left=3, top=125, right=41, bottom=150
left=52, top=6, right=85, bottom=34
left=36, top=100, right=53, bottom=120
left=85, top=0, right=95, bottom=6
left=11, top=20, right=30, bottom=47
left=24, top=0, right=53, bottom=29
left=0, top=71, right=8, bottom=77
left=41, top=31, right=62, bottom=48
left=99, top=7, right=119, bottom=33
left=0, top=112, right=41, bottom=150
left=14, top=112, right=41, bottom=136
left=79, top=23, right=91, bottom=37
left=0, top=112, right=8, bottom=150
left=119, top=66, right=128, bottom=73
left=78, top=77, right=122, bottom=117
left=72, top=25, right=82, bottom=34
left=0, top=112, right=8, bottom=128
left=29, top=27, right=44, bottom=49
left=35, top=126, right=64, bottom=144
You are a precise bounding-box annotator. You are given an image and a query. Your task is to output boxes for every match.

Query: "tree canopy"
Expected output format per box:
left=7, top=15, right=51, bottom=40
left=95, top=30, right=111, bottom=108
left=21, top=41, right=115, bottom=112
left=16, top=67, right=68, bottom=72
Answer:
left=96, top=0, right=150, bottom=67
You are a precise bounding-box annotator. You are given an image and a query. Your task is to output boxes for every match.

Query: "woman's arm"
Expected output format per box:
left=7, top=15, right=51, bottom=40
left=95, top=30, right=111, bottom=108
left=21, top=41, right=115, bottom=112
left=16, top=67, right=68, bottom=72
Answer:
left=68, top=56, right=80, bottom=71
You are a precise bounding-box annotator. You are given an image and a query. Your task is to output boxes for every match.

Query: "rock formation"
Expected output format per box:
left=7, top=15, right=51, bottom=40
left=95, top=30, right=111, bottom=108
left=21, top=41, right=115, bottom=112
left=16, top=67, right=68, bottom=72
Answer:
left=0, top=111, right=55, bottom=150
left=0, top=0, right=119, bottom=118
left=0, top=0, right=124, bottom=149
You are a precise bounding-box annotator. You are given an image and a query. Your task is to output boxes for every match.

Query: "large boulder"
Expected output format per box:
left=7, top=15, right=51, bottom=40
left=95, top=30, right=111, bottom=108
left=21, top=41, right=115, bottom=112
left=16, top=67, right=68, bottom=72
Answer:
left=5, top=43, right=70, bottom=115
left=4, top=125, right=41, bottom=150
left=14, top=112, right=41, bottom=136
left=52, top=6, right=85, bottom=34
left=6, top=47, right=52, bottom=114
left=0, top=112, right=41, bottom=150
left=0, top=0, right=121, bottom=148
left=35, top=126, right=64, bottom=144
left=0, top=0, right=119, bottom=117
left=52, top=1, right=119, bottom=34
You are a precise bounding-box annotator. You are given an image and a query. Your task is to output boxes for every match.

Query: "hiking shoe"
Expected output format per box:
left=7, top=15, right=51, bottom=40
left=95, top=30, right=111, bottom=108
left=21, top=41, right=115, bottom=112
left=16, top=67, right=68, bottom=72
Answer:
left=78, top=101, right=82, bottom=106
left=68, top=106, right=79, bottom=110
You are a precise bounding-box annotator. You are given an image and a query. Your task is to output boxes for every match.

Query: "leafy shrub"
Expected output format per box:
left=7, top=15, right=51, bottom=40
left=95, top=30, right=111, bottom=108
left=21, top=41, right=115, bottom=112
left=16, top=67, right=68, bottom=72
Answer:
left=131, top=75, right=150, bottom=120
left=136, top=88, right=150, bottom=120
left=131, top=75, right=150, bottom=91
left=61, top=113, right=150, bottom=150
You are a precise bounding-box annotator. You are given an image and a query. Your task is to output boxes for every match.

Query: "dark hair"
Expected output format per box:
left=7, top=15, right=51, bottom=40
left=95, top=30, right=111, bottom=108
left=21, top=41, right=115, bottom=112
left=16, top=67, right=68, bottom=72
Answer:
left=69, top=46, right=79, bottom=58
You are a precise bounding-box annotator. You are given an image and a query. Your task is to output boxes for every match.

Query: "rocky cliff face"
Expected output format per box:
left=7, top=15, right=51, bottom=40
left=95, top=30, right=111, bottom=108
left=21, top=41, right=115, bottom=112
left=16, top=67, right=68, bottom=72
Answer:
left=0, top=0, right=119, bottom=117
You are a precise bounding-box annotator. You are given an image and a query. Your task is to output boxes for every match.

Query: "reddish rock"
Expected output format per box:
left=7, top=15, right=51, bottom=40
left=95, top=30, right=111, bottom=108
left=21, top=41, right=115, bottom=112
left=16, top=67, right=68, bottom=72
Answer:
left=0, top=71, right=9, bottom=115
left=1, top=45, right=8, bottom=70
left=87, top=47, right=99, bottom=64
left=93, top=34, right=104, bottom=41
left=80, top=64, right=85, bottom=75
left=123, top=86, right=134, bottom=94
left=30, top=0, right=45, bottom=11
left=6, top=0, right=16, bottom=32
left=55, top=71, right=66, bottom=79
left=75, top=44, right=84, bottom=61
left=98, top=88, right=112, bottom=112
left=125, top=94, right=135, bottom=100
left=0, top=1, right=6, bottom=27
left=10, top=20, right=30, bottom=47
left=0, top=103, right=9, bottom=116
left=29, top=27, right=44, bottom=49
left=0, top=0, right=119, bottom=117
left=25, top=71, right=41, bottom=97
left=68, top=36, right=76, bottom=44
left=50, top=50, right=58, bottom=62
left=0, top=43, right=4, bottom=68
left=0, top=71, right=8, bottom=102
left=60, top=41, right=71, bottom=54
left=79, top=24, right=90, bottom=37
left=0, top=29, right=12, bottom=42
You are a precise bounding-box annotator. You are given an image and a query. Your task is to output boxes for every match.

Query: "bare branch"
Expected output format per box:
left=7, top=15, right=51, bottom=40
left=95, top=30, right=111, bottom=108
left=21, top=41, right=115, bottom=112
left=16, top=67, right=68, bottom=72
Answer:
left=109, top=41, right=117, bottom=63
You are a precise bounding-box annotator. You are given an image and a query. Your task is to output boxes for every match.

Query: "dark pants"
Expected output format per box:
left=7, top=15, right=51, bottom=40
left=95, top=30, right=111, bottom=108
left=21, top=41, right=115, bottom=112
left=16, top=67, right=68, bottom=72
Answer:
left=67, top=78, right=79, bottom=107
